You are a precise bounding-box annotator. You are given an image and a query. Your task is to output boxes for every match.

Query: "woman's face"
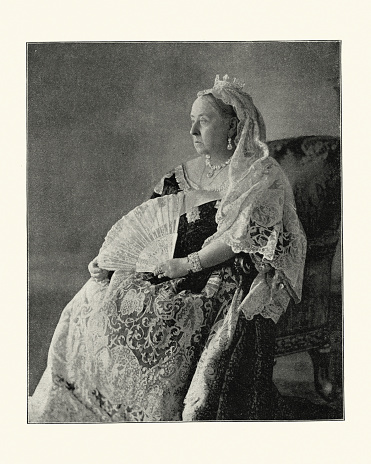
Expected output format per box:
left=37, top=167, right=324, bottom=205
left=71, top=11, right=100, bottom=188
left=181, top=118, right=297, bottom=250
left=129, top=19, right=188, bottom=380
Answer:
left=190, top=97, right=231, bottom=158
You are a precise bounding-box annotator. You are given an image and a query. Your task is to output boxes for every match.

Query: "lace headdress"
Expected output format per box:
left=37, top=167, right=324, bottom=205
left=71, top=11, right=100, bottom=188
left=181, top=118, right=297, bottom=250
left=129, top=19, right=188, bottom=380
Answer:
left=197, top=74, right=269, bottom=176
left=199, top=75, right=307, bottom=321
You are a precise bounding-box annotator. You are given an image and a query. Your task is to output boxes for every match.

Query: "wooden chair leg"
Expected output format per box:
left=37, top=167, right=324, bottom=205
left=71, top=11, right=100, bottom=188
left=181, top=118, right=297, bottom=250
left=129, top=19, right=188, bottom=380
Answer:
left=308, top=348, right=334, bottom=401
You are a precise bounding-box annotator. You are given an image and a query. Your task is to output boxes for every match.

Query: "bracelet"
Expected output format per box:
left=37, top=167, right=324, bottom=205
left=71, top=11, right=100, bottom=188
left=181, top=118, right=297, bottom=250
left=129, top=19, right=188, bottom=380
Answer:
left=187, top=252, right=203, bottom=274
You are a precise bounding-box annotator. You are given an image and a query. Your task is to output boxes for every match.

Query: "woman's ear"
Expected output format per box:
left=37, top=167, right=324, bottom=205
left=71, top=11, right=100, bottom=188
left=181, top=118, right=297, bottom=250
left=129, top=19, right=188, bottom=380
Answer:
left=228, top=117, right=238, bottom=137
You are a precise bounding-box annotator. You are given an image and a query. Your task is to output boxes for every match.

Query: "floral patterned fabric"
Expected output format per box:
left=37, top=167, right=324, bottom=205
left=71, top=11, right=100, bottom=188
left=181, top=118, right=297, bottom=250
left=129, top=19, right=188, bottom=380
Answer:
left=29, top=165, right=288, bottom=422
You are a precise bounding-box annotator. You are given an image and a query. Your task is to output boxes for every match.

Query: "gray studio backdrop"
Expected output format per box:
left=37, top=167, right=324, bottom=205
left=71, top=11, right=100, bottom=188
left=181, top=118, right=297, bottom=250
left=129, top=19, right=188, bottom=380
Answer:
left=28, top=42, right=340, bottom=393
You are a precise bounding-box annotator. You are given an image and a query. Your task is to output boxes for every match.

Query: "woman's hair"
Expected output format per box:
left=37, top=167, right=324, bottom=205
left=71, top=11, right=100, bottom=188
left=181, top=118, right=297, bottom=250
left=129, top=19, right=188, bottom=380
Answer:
left=199, top=93, right=238, bottom=122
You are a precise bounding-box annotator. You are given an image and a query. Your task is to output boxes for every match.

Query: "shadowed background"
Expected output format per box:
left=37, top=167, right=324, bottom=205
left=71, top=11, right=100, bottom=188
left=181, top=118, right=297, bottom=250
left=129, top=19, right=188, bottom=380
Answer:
left=28, top=42, right=341, bottom=395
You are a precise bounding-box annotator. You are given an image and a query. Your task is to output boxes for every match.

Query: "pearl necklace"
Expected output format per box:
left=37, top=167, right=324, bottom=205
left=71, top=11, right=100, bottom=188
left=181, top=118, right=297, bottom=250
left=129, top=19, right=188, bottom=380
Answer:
left=205, top=154, right=232, bottom=177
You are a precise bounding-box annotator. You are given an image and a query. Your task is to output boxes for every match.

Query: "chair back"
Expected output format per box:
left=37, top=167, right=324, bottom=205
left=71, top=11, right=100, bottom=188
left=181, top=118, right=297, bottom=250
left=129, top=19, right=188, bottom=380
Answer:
left=268, top=136, right=341, bottom=355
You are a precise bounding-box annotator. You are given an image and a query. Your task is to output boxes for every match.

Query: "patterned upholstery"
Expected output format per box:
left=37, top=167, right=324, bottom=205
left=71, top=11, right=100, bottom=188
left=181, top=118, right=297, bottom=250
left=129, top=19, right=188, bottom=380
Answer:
left=267, top=136, right=341, bottom=356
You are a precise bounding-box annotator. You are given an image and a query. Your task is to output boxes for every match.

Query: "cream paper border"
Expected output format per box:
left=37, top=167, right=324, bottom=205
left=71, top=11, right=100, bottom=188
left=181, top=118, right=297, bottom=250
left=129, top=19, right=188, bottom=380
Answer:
left=1, top=1, right=370, bottom=463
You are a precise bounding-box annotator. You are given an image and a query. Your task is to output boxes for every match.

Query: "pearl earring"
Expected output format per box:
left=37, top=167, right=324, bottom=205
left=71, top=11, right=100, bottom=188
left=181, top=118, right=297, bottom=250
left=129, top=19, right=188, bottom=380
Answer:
left=227, top=137, right=233, bottom=150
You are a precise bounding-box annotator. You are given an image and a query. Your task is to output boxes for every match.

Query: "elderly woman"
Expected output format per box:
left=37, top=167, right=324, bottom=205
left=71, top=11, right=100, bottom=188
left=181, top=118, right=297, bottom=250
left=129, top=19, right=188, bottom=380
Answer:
left=29, top=75, right=306, bottom=422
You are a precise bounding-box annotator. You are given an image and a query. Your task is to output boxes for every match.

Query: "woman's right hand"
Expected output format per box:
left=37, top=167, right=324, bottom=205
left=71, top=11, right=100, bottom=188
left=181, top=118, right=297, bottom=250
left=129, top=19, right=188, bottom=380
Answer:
left=88, top=258, right=109, bottom=282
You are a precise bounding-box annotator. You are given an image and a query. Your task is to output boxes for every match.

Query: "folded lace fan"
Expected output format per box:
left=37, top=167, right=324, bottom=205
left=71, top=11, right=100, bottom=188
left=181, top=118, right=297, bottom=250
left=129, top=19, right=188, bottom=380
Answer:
left=97, top=193, right=184, bottom=273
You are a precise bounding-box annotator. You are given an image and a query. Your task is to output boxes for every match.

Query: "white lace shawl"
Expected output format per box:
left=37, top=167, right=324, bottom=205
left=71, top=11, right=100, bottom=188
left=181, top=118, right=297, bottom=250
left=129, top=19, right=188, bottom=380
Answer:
left=199, top=75, right=307, bottom=323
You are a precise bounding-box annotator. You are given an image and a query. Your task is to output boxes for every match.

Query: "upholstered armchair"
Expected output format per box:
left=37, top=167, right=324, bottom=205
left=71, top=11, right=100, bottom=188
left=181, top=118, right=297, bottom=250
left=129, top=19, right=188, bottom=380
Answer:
left=266, top=135, right=341, bottom=400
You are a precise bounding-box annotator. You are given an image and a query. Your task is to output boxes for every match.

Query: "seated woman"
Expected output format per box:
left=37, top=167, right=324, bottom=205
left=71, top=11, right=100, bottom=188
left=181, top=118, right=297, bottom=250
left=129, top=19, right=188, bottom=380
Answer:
left=29, top=75, right=306, bottom=422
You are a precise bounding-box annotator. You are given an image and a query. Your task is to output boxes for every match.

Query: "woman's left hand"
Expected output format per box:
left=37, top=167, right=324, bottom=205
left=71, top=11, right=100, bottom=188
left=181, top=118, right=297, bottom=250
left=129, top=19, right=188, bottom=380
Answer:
left=154, top=258, right=189, bottom=279
left=88, top=258, right=109, bottom=282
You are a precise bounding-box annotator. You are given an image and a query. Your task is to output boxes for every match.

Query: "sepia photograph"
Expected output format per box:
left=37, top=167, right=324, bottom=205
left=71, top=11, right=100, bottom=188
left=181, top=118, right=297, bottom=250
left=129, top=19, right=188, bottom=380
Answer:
left=27, top=41, right=342, bottom=423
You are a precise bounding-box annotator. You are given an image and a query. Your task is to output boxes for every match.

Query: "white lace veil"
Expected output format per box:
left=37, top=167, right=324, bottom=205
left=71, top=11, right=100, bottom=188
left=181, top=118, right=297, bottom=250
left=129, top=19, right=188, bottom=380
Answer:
left=182, top=76, right=308, bottom=418
left=199, top=75, right=307, bottom=321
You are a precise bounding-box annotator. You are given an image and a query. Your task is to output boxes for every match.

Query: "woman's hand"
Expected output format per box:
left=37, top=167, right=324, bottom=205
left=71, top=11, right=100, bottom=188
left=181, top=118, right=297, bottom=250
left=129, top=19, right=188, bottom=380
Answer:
left=88, top=258, right=109, bottom=282
left=154, top=258, right=189, bottom=279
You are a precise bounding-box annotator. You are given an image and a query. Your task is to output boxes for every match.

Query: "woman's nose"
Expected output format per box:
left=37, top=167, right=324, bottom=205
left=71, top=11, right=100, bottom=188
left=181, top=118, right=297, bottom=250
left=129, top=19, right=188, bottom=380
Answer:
left=190, top=121, right=200, bottom=136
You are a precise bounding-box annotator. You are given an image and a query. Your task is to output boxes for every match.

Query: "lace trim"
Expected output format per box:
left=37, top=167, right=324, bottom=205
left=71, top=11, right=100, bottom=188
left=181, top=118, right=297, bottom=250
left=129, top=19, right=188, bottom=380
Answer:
left=242, top=301, right=288, bottom=325
left=153, top=168, right=177, bottom=195
left=153, top=165, right=198, bottom=195
left=238, top=273, right=292, bottom=324
left=174, top=164, right=188, bottom=191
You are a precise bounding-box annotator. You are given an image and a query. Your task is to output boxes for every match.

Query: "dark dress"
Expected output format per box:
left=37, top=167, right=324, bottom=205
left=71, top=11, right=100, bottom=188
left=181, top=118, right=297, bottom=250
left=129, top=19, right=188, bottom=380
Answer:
left=29, top=166, right=281, bottom=422
left=153, top=171, right=280, bottom=420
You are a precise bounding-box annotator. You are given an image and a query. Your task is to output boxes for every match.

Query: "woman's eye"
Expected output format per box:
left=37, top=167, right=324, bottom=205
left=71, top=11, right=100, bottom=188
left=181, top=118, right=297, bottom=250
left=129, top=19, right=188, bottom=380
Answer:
left=190, top=118, right=208, bottom=126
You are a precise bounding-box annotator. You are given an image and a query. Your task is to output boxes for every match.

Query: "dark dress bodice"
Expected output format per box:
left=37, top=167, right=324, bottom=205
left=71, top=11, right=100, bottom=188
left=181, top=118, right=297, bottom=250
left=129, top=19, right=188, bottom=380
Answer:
left=150, top=172, right=256, bottom=293
left=151, top=172, right=217, bottom=254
